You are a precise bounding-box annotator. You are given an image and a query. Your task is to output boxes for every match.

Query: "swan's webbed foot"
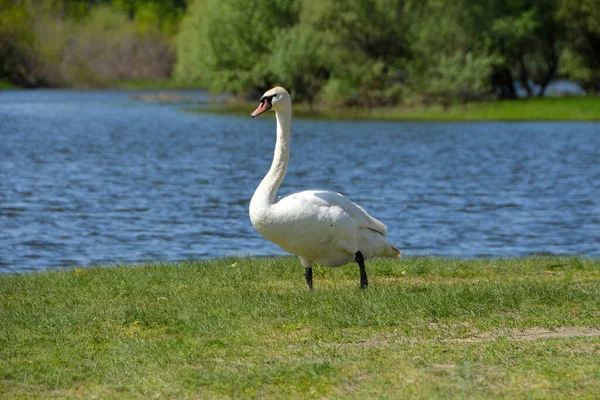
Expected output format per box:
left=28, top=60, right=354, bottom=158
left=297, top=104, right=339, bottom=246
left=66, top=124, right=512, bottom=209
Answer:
left=304, top=267, right=313, bottom=290
left=355, top=251, right=368, bottom=289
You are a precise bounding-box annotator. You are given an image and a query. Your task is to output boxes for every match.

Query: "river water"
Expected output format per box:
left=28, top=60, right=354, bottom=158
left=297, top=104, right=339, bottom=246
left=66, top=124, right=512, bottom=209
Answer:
left=1, top=90, right=599, bottom=272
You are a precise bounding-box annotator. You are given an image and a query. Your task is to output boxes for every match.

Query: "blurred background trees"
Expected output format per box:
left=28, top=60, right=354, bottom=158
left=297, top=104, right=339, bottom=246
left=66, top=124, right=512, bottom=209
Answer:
left=1, top=0, right=599, bottom=103
left=558, top=0, right=600, bottom=93
left=0, top=0, right=185, bottom=87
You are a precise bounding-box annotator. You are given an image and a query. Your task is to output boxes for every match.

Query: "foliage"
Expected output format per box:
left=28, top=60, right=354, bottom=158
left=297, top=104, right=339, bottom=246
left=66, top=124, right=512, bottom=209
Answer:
left=420, top=52, right=495, bottom=104
left=177, top=0, right=416, bottom=105
left=407, top=1, right=494, bottom=103
left=3, top=0, right=600, bottom=103
left=176, top=0, right=298, bottom=96
left=63, top=6, right=175, bottom=86
left=199, top=96, right=600, bottom=122
left=300, top=0, right=414, bottom=107
left=110, top=0, right=189, bottom=35
left=175, top=0, right=588, bottom=104
left=268, top=25, right=330, bottom=105
left=485, top=0, right=563, bottom=98
left=0, top=0, right=44, bottom=86
left=0, top=0, right=182, bottom=87
left=558, top=0, right=600, bottom=93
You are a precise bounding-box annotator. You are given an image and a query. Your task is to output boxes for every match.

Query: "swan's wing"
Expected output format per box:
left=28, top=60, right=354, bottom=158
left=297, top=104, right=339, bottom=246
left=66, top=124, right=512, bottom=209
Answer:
left=278, top=190, right=388, bottom=236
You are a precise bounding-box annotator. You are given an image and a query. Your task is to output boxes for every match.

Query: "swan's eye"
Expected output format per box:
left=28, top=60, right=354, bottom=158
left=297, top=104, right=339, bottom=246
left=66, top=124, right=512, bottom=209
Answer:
left=259, top=94, right=277, bottom=103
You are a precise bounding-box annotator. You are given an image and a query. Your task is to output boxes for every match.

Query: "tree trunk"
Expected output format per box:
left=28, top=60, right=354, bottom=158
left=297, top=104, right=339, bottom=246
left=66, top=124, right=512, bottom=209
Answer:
left=537, top=47, right=559, bottom=98
left=518, top=54, right=533, bottom=98
left=394, top=0, right=405, bottom=24
left=492, top=67, right=518, bottom=99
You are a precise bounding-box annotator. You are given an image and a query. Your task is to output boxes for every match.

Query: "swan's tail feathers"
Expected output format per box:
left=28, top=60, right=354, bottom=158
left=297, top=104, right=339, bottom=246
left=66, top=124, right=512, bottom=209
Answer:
left=386, top=244, right=402, bottom=258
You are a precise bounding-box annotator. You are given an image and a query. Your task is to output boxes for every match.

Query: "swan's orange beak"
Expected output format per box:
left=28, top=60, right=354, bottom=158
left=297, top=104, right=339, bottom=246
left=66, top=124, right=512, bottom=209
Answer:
left=251, top=100, right=271, bottom=118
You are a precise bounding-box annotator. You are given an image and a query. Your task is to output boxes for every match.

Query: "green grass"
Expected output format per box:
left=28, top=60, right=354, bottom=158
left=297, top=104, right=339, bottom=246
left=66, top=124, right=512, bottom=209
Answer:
left=0, top=79, right=196, bottom=91
left=0, top=79, right=18, bottom=90
left=195, top=96, right=600, bottom=121
left=1, top=257, right=600, bottom=398
left=114, top=79, right=203, bottom=90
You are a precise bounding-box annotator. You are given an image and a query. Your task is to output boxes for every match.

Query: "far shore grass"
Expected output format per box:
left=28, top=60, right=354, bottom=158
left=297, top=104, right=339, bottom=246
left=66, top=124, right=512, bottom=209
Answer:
left=114, top=79, right=205, bottom=91
left=0, top=79, right=18, bottom=90
left=3, top=80, right=599, bottom=121
left=192, top=95, right=600, bottom=122
left=1, top=257, right=599, bottom=398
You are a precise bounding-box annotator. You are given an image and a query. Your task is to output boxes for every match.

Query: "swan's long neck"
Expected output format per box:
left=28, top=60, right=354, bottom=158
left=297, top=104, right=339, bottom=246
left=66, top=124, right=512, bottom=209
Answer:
left=251, top=107, right=292, bottom=209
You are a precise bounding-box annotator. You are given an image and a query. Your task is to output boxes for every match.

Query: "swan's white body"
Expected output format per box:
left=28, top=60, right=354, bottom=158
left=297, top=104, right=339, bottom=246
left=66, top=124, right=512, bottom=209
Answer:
left=251, top=189, right=398, bottom=267
left=249, top=87, right=400, bottom=284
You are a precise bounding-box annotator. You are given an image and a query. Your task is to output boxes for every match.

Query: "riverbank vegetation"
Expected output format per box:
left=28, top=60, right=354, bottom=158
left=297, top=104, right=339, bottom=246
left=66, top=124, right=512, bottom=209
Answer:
left=1, top=1, right=600, bottom=109
left=0, top=0, right=184, bottom=87
left=1, top=257, right=599, bottom=398
left=197, top=95, right=600, bottom=121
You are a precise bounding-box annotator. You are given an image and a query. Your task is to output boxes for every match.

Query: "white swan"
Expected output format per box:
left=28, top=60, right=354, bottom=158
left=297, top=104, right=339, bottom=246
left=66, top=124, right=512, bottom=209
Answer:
left=249, top=87, right=400, bottom=289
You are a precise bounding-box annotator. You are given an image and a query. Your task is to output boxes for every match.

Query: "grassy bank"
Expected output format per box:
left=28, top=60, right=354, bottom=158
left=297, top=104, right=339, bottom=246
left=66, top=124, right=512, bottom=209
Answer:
left=1, top=257, right=599, bottom=398
left=196, top=96, right=600, bottom=121
left=0, top=79, right=18, bottom=90
left=0, top=79, right=198, bottom=91
left=115, top=79, right=203, bottom=91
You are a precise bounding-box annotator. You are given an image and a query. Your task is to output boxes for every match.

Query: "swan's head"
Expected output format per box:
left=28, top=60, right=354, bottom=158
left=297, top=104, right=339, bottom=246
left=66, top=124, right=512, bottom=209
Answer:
left=251, top=87, right=291, bottom=118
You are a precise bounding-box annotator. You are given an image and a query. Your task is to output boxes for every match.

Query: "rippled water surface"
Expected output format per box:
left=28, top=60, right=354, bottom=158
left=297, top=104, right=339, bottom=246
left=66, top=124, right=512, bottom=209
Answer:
left=1, top=90, right=599, bottom=272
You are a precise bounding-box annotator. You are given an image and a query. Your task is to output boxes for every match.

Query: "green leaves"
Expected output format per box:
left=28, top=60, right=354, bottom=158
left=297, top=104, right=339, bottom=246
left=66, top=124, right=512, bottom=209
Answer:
left=176, top=0, right=415, bottom=105
left=176, top=0, right=298, bottom=94
left=422, top=52, right=496, bottom=103
left=3, top=0, right=599, bottom=99
left=176, top=0, right=566, bottom=104
left=0, top=0, right=178, bottom=87
left=558, top=0, right=600, bottom=93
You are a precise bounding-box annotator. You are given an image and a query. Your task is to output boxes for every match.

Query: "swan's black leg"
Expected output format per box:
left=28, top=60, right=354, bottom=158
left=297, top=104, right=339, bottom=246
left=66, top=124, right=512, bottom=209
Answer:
left=304, top=267, right=313, bottom=290
left=355, top=251, right=368, bottom=289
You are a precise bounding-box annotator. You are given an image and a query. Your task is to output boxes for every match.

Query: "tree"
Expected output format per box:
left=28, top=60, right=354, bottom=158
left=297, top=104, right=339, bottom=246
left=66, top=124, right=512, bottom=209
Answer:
left=487, top=1, right=563, bottom=98
left=268, top=25, right=330, bottom=107
left=558, top=0, right=600, bottom=93
left=63, top=6, right=175, bottom=85
left=298, top=0, right=416, bottom=106
left=0, top=0, right=179, bottom=87
left=176, top=0, right=299, bottom=96
left=0, top=1, right=38, bottom=86
left=408, top=1, right=495, bottom=102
